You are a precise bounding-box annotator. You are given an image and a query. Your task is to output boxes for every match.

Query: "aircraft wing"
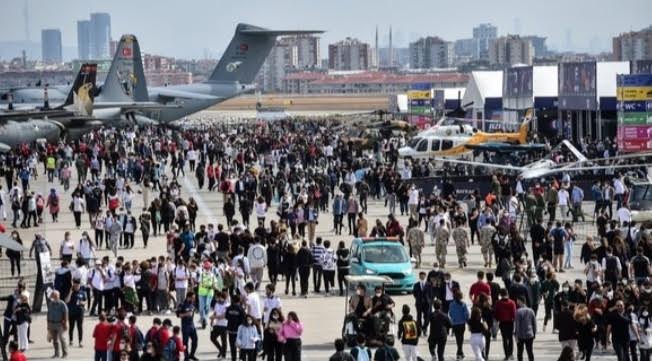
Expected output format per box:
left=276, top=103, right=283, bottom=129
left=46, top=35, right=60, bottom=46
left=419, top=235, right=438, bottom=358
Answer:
left=0, top=109, right=73, bottom=121
left=92, top=102, right=182, bottom=111
left=429, top=157, right=525, bottom=172
left=464, top=143, right=546, bottom=153
left=152, top=89, right=222, bottom=102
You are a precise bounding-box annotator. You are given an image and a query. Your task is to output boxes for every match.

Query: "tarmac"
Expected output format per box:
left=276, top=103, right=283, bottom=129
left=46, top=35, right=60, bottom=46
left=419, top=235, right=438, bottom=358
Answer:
left=18, top=156, right=598, bottom=361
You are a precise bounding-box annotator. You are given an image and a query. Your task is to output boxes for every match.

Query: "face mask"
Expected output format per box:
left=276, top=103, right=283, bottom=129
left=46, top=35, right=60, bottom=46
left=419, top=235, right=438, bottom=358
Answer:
left=271, top=315, right=278, bottom=320
left=433, top=267, right=439, bottom=272
left=563, top=287, right=570, bottom=292
left=247, top=320, right=253, bottom=325
left=607, top=291, right=614, bottom=299
left=356, top=290, right=363, bottom=296
left=644, top=311, right=649, bottom=317
left=375, top=292, right=382, bottom=297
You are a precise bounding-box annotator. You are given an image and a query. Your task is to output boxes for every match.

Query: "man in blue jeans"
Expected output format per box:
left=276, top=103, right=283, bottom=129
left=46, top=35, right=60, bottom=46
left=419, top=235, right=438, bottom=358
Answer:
left=177, top=291, right=198, bottom=361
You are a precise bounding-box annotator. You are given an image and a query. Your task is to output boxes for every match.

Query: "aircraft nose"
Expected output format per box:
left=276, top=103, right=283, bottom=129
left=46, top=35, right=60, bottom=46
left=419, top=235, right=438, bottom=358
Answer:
left=46, top=122, right=63, bottom=143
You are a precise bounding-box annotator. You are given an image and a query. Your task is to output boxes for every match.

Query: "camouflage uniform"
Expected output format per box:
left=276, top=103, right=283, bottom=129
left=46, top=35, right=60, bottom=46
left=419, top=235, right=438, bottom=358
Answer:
left=435, top=226, right=449, bottom=268
left=452, top=226, right=468, bottom=267
left=479, top=224, right=496, bottom=267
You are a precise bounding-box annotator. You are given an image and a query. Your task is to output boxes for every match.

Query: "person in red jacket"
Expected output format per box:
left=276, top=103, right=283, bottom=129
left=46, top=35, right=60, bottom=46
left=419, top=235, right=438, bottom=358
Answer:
left=9, top=341, right=26, bottom=361
left=469, top=271, right=492, bottom=306
left=93, top=313, right=113, bottom=361
left=495, top=289, right=517, bottom=361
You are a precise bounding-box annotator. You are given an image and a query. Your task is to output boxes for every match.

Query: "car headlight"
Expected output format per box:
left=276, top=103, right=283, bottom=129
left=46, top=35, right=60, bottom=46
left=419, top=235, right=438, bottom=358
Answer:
left=365, top=269, right=376, bottom=275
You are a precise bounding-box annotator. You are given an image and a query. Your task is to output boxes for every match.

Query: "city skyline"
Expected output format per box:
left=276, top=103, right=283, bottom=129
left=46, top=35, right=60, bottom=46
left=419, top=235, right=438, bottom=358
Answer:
left=0, top=0, right=650, bottom=60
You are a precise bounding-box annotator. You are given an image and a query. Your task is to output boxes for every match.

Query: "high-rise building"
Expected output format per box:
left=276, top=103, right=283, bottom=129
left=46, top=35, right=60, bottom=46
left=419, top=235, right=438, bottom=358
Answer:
left=90, top=12, right=111, bottom=59
left=612, top=26, right=652, bottom=61
left=409, top=36, right=453, bottom=69
left=472, top=23, right=498, bottom=60
left=256, top=40, right=298, bottom=92
left=328, top=37, right=370, bottom=70
left=291, top=35, right=320, bottom=69
left=77, top=20, right=90, bottom=60
left=488, top=35, right=534, bottom=66
left=41, top=29, right=62, bottom=63
left=522, top=36, right=548, bottom=58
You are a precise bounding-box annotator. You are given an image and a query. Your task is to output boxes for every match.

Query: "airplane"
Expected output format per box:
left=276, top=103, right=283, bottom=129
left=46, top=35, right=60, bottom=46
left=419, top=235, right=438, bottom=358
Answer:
left=2, top=24, right=323, bottom=126
left=430, top=140, right=652, bottom=179
left=143, top=23, right=323, bottom=125
left=0, top=63, right=103, bottom=149
left=398, top=118, right=530, bottom=160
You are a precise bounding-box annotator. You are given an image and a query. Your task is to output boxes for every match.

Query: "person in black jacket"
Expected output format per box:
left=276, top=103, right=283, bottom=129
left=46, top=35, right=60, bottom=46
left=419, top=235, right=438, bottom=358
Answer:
left=296, top=241, right=313, bottom=298
left=397, top=305, right=420, bottom=361
left=509, top=274, right=530, bottom=307
left=413, top=272, right=433, bottom=336
left=266, top=239, right=282, bottom=286
left=428, top=299, right=451, bottom=361
left=557, top=301, right=579, bottom=350
left=225, top=294, right=246, bottom=361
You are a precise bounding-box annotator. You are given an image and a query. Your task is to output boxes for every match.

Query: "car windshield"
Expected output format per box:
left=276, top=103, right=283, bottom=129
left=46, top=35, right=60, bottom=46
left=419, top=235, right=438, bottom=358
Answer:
left=631, top=184, right=652, bottom=202
left=362, top=245, right=409, bottom=264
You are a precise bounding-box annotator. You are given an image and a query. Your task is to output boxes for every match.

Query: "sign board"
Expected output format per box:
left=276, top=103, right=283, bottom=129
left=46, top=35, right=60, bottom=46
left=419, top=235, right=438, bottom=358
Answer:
left=503, top=66, right=533, bottom=98
left=558, top=61, right=597, bottom=110
left=433, top=90, right=445, bottom=110
left=617, top=74, right=652, bottom=152
left=407, top=90, right=432, bottom=100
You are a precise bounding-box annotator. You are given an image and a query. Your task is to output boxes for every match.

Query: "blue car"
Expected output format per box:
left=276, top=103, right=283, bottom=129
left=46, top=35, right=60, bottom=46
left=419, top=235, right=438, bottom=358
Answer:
left=349, top=237, right=416, bottom=293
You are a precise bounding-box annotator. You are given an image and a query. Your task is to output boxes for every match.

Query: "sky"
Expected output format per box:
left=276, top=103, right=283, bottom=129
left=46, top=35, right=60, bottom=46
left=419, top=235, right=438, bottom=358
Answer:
left=0, top=0, right=650, bottom=60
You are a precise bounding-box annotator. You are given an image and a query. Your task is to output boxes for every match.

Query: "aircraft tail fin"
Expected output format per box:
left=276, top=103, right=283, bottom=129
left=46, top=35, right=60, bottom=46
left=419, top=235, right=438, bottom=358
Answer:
left=100, top=34, right=149, bottom=102
left=60, top=63, right=97, bottom=116
left=209, top=23, right=323, bottom=84
left=561, top=140, right=588, bottom=163
left=516, top=109, right=534, bottom=144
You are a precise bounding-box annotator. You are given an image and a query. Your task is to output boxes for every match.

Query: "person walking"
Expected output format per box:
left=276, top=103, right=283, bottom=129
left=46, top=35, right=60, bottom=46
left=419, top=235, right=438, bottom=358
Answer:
left=236, top=314, right=260, bottom=361
left=397, top=305, right=420, bottom=361
left=449, top=289, right=469, bottom=361
left=514, top=297, right=536, bottom=361
left=176, top=291, right=198, bottom=360
left=47, top=290, right=68, bottom=359
left=468, top=306, right=488, bottom=361
left=429, top=299, right=451, bottom=361
left=495, top=288, right=516, bottom=361
left=278, top=311, right=303, bottom=361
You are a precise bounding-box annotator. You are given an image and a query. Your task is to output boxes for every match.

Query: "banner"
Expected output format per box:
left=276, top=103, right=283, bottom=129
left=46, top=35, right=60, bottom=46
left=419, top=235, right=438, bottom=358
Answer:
left=636, top=60, right=652, bottom=75
left=618, top=139, right=652, bottom=152
left=618, top=73, right=652, bottom=87
left=408, top=115, right=431, bottom=129
left=503, top=66, right=533, bottom=98
left=407, top=90, right=431, bottom=100
left=558, top=61, right=597, bottom=110
left=410, top=107, right=432, bottom=115
left=409, top=99, right=429, bottom=107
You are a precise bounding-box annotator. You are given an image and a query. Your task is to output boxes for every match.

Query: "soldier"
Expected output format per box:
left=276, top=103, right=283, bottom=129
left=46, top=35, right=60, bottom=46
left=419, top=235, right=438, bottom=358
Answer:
left=452, top=220, right=468, bottom=268
left=479, top=219, right=497, bottom=268
left=544, top=184, right=558, bottom=222
left=524, top=188, right=537, bottom=228
left=434, top=219, right=449, bottom=268
left=406, top=219, right=425, bottom=268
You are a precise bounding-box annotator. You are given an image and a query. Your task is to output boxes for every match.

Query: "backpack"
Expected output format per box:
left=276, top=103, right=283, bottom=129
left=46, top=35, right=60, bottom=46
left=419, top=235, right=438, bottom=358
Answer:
left=605, top=256, right=619, bottom=280
left=355, top=346, right=370, bottom=361
left=402, top=319, right=418, bottom=341
left=50, top=195, right=59, bottom=208
left=161, top=337, right=177, bottom=361
left=134, top=327, right=145, bottom=352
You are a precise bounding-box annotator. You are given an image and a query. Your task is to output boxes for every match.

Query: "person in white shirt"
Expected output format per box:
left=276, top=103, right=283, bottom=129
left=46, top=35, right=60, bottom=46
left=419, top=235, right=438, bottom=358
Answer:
left=262, top=284, right=282, bottom=325
left=407, top=186, right=420, bottom=220
left=77, top=231, right=95, bottom=263
left=210, top=291, right=230, bottom=358
left=618, top=205, right=631, bottom=226
left=245, top=282, right=263, bottom=323
left=558, top=188, right=570, bottom=221
left=71, top=192, right=85, bottom=229
left=88, top=261, right=106, bottom=316
left=174, top=260, right=189, bottom=305
left=60, top=231, right=75, bottom=263
left=614, top=175, right=626, bottom=209
left=247, top=239, right=267, bottom=290
left=254, top=197, right=267, bottom=225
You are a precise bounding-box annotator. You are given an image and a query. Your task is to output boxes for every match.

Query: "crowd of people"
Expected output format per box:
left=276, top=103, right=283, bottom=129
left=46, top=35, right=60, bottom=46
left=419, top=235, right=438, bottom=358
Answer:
left=0, top=116, right=648, bottom=361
